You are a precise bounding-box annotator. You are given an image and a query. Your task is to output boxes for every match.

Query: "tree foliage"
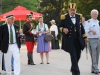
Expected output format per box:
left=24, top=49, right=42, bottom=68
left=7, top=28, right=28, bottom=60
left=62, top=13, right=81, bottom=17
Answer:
left=2, top=0, right=40, bottom=13
left=38, top=0, right=70, bottom=26
left=76, top=0, right=100, bottom=20
left=0, top=0, right=40, bottom=26
left=38, top=0, right=100, bottom=24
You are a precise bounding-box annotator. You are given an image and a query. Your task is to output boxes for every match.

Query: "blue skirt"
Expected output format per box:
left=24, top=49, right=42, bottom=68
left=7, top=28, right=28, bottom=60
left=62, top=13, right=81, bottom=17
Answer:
left=37, top=34, right=51, bottom=53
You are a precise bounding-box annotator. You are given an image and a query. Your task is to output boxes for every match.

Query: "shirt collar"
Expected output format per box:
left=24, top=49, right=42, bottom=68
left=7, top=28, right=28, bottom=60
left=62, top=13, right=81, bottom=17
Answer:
left=26, top=21, right=31, bottom=24
left=38, top=23, right=44, bottom=26
left=91, top=18, right=99, bottom=22
left=69, top=14, right=75, bottom=18
left=7, top=23, right=14, bottom=27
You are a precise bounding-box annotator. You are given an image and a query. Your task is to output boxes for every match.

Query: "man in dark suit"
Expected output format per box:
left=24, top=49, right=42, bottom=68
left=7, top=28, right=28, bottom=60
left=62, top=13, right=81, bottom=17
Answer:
left=59, top=3, right=88, bottom=75
left=0, top=26, right=2, bottom=74
left=23, top=14, right=36, bottom=65
left=0, top=15, right=20, bottom=75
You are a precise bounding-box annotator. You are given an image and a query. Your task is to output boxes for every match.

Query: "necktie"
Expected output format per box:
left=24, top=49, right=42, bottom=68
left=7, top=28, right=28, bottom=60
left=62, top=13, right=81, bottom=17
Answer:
left=10, top=26, right=13, bottom=44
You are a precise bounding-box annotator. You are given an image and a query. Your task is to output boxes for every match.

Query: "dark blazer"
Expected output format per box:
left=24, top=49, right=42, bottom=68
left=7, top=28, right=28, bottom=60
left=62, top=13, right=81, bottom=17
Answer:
left=0, top=26, right=1, bottom=50
left=23, top=22, right=34, bottom=42
left=58, top=13, right=86, bottom=53
left=0, top=24, right=21, bottom=53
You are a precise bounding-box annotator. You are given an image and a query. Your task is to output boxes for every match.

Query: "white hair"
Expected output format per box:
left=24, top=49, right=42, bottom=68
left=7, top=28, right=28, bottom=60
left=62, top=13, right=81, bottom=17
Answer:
left=91, top=9, right=99, bottom=15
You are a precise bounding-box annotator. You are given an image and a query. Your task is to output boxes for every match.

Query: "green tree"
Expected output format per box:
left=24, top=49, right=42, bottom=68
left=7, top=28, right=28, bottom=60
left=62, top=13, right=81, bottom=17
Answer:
left=0, top=0, right=40, bottom=26
left=38, top=0, right=70, bottom=26
left=0, top=0, right=2, bottom=14
left=76, top=0, right=100, bottom=20
left=2, top=0, right=40, bottom=13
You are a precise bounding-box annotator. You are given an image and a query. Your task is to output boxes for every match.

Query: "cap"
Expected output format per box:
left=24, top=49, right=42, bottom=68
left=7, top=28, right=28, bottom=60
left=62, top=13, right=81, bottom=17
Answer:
left=6, top=15, right=14, bottom=19
left=30, top=11, right=33, bottom=16
left=68, top=3, right=76, bottom=9
left=27, top=14, right=32, bottom=18
left=50, top=20, right=56, bottom=24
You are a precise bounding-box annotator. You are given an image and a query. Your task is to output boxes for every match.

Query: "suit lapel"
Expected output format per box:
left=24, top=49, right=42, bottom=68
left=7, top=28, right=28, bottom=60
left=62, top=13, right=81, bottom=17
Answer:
left=75, top=14, right=80, bottom=29
left=75, top=14, right=81, bottom=37
left=5, top=24, right=9, bottom=37
left=75, top=14, right=79, bottom=25
left=14, top=25, right=16, bottom=33
left=14, top=25, right=18, bottom=39
left=66, top=14, right=74, bottom=26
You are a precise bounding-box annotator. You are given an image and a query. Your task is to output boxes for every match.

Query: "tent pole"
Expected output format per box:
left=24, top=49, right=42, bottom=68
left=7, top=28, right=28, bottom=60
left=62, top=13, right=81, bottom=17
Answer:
left=19, top=19, right=21, bottom=29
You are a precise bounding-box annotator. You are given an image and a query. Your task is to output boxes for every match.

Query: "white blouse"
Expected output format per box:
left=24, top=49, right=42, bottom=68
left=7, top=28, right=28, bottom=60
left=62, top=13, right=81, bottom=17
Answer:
left=50, top=25, right=58, bottom=36
left=36, top=23, right=48, bottom=36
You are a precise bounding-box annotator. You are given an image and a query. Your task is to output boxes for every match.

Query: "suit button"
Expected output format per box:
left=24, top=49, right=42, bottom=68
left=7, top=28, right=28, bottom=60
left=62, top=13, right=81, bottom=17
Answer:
left=69, top=36, right=71, bottom=37
left=70, top=33, right=71, bottom=34
left=70, top=30, right=71, bottom=31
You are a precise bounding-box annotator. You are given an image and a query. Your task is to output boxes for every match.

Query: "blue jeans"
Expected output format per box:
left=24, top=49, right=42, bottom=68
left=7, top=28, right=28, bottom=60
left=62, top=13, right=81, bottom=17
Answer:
left=2, top=54, right=14, bottom=70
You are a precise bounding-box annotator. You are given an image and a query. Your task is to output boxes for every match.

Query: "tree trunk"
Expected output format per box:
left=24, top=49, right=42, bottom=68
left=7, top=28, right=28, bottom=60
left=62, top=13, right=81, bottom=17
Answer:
left=0, top=0, right=2, bottom=14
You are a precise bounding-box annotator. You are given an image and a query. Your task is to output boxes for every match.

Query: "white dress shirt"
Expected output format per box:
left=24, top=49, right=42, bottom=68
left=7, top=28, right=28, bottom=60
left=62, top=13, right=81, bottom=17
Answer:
left=7, top=24, right=16, bottom=43
left=85, top=18, right=100, bottom=38
left=50, top=25, right=58, bottom=36
left=70, top=15, right=76, bottom=24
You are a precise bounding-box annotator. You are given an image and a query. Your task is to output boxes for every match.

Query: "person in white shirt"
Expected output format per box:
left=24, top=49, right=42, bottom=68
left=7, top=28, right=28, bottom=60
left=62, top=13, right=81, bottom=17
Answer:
left=85, top=9, right=100, bottom=74
left=50, top=20, right=60, bottom=49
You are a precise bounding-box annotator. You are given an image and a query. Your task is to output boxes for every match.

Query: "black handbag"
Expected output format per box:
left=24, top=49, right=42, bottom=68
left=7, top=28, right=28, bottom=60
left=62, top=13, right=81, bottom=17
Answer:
left=44, top=34, right=54, bottom=42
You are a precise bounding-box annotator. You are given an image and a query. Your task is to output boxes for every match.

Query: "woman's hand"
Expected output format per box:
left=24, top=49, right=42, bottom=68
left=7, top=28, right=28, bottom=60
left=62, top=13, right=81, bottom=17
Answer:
left=36, top=31, right=42, bottom=35
left=42, top=32, right=46, bottom=34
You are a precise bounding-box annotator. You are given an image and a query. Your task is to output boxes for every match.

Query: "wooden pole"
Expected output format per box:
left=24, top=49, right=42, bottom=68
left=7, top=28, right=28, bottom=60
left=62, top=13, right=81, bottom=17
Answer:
left=19, top=19, right=21, bottom=29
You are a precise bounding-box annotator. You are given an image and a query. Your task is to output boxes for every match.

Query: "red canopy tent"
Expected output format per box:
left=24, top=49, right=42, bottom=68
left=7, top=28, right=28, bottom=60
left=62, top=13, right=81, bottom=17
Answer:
left=0, top=6, right=42, bottom=21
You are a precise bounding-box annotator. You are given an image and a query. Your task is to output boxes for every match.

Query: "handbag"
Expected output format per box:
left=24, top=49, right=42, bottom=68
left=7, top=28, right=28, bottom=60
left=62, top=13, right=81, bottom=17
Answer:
left=44, top=34, right=54, bottom=42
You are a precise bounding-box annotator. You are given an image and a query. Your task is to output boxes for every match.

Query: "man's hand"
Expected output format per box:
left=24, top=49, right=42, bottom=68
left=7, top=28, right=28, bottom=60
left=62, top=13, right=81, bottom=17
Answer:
left=63, top=28, right=69, bottom=34
left=19, top=29, right=22, bottom=34
left=84, top=38, right=88, bottom=43
left=38, top=31, right=42, bottom=33
left=31, top=30, right=34, bottom=34
left=89, top=30, right=96, bottom=35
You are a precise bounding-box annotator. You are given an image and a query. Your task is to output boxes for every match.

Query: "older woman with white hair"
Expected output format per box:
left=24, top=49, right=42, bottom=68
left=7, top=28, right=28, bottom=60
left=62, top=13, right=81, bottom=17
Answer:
left=50, top=20, right=60, bottom=49
left=85, top=9, right=100, bottom=74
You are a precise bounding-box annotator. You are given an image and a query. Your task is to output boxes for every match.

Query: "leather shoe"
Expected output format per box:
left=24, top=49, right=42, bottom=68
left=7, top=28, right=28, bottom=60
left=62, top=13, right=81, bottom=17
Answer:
left=91, top=71, right=100, bottom=73
left=72, top=71, right=80, bottom=75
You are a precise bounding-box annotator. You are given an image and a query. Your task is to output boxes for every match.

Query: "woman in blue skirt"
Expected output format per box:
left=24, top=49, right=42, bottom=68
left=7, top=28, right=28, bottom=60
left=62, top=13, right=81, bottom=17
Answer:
left=36, top=17, right=51, bottom=64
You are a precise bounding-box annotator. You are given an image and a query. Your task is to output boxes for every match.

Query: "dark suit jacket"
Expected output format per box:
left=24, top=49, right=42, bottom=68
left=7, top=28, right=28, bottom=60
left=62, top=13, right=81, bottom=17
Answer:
left=0, top=24, right=21, bottom=53
left=58, top=13, right=86, bottom=53
left=23, top=22, right=34, bottom=42
left=0, top=26, right=2, bottom=50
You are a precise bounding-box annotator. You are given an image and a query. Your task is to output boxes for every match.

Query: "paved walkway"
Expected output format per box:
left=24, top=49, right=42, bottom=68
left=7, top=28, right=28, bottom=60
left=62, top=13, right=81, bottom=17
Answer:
left=1, top=44, right=100, bottom=75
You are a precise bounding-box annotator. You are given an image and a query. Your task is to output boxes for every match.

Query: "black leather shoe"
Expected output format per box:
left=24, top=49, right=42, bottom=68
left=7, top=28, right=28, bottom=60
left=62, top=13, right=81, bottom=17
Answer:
left=40, top=62, right=44, bottom=64
left=47, top=62, right=50, bottom=64
left=91, top=71, right=100, bottom=73
left=72, top=71, right=80, bottom=75
left=28, top=62, right=36, bottom=65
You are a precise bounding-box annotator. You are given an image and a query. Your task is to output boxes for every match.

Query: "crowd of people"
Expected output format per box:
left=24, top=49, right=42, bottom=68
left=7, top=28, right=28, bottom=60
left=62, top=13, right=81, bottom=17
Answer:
left=0, top=10, right=60, bottom=75
left=0, top=2, right=100, bottom=75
